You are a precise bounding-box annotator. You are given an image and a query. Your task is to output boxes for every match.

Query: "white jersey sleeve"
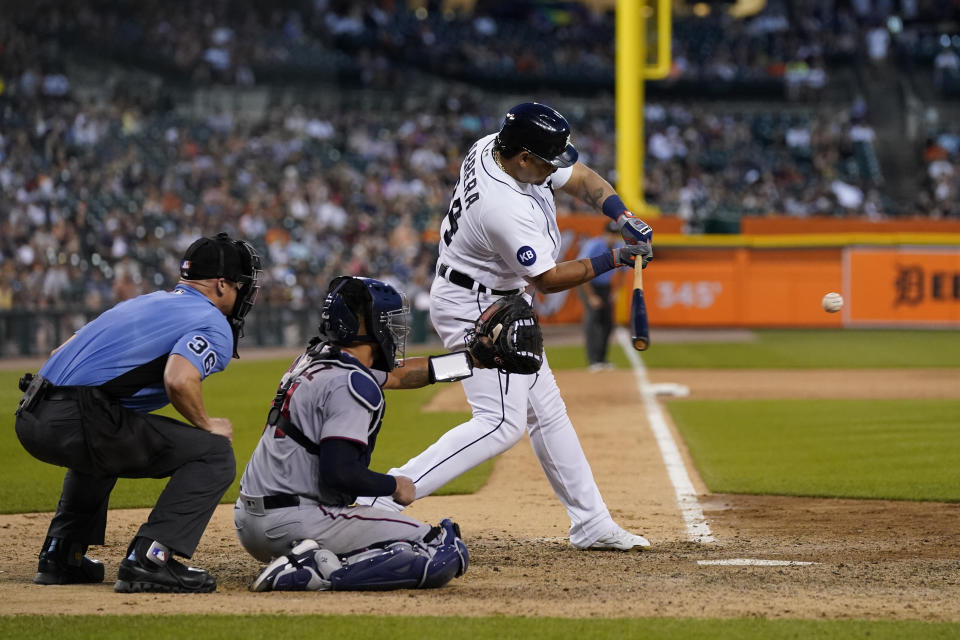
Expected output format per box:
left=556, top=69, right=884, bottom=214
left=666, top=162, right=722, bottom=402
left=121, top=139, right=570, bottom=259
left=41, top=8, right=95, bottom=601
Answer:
left=550, top=164, right=574, bottom=189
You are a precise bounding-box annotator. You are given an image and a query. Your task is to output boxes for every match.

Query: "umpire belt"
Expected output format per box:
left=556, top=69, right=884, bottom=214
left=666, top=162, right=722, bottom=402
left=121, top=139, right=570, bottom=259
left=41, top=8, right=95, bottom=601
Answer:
left=437, top=263, right=521, bottom=296
left=46, top=387, right=84, bottom=401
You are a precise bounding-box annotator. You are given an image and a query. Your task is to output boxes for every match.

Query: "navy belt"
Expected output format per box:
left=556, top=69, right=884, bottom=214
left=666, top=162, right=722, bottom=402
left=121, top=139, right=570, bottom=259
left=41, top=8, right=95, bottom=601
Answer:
left=438, top=263, right=521, bottom=296
left=262, top=494, right=300, bottom=509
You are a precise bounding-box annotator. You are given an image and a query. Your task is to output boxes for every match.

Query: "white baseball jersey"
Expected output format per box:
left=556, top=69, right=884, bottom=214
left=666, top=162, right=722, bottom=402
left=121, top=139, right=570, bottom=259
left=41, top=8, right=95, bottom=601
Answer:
left=358, top=132, right=625, bottom=549
left=437, top=133, right=573, bottom=291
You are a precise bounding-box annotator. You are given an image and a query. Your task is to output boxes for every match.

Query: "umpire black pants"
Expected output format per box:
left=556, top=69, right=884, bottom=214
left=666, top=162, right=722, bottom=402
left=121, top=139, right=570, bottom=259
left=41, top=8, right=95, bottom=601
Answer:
left=583, top=283, right=613, bottom=365
left=15, top=387, right=235, bottom=558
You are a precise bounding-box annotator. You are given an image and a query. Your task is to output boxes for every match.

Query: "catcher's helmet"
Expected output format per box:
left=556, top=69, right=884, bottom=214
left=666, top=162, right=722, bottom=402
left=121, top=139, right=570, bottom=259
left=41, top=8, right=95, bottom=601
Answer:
left=180, top=232, right=263, bottom=358
left=318, top=276, right=409, bottom=371
left=496, top=102, right=579, bottom=168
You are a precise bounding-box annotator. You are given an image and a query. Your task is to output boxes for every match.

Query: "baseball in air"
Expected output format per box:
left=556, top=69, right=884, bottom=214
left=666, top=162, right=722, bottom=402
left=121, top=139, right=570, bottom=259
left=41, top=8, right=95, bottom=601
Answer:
left=822, top=292, right=843, bottom=313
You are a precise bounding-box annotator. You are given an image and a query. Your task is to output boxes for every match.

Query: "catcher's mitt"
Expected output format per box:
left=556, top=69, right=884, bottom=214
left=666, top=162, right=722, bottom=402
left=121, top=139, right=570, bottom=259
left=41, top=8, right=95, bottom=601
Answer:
left=465, top=295, right=543, bottom=375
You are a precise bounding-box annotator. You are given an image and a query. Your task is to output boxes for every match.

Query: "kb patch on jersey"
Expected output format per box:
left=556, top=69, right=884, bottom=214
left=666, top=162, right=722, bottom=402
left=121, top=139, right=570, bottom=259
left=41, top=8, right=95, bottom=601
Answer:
left=516, top=246, right=537, bottom=266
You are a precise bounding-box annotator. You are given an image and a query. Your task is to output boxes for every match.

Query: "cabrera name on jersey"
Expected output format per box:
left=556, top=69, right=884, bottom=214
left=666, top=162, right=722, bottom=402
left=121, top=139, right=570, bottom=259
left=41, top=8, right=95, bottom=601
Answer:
left=438, top=133, right=573, bottom=291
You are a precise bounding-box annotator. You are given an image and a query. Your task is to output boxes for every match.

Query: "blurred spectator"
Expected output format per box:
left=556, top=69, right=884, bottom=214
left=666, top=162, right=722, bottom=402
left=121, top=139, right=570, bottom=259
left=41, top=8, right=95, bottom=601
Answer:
left=933, top=44, right=960, bottom=91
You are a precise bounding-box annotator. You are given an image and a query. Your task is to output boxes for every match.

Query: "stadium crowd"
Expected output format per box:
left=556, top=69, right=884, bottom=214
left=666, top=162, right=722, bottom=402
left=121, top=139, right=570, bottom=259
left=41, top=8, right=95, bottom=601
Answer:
left=9, top=0, right=960, bottom=94
left=0, top=18, right=890, bottom=315
left=0, top=0, right=894, bottom=93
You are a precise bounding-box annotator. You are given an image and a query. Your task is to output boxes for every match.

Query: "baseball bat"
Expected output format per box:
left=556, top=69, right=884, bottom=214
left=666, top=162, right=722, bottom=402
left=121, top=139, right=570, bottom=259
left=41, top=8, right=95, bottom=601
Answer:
left=630, top=264, right=650, bottom=351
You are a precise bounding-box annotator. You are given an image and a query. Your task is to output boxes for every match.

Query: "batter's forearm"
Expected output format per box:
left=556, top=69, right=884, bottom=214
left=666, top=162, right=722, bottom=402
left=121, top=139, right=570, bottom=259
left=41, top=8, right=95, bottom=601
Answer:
left=529, top=259, right=597, bottom=294
left=562, top=164, right=618, bottom=213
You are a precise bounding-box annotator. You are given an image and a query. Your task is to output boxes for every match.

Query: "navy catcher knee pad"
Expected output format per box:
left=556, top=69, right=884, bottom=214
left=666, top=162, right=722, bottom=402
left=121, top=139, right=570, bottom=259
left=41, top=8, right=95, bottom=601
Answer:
left=420, top=519, right=469, bottom=588
left=329, top=542, right=427, bottom=591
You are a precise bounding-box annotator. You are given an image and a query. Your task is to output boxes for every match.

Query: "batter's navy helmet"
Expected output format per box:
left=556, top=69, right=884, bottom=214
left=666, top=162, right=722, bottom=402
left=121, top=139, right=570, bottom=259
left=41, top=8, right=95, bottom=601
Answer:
left=496, top=102, right=579, bottom=168
left=318, top=276, right=409, bottom=371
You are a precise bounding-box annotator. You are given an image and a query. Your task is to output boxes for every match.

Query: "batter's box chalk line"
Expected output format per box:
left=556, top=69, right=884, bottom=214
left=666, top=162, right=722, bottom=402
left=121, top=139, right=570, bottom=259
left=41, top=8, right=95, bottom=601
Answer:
left=616, top=328, right=717, bottom=545
left=697, top=559, right=820, bottom=567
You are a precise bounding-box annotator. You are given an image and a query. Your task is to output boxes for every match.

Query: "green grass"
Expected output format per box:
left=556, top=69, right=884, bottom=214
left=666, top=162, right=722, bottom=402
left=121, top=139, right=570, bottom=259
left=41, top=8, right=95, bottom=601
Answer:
left=1, top=615, right=959, bottom=640
left=640, top=329, right=960, bottom=368
left=0, top=358, right=478, bottom=514
left=542, top=329, right=960, bottom=370
left=3, top=328, right=957, bottom=513
left=669, top=398, right=960, bottom=501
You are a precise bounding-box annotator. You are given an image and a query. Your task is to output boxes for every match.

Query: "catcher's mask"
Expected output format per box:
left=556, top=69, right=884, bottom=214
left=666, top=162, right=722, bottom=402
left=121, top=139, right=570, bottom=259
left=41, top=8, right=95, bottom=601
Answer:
left=180, top=232, right=263, bottom=358
left=318, top=276, right=409, bottom=371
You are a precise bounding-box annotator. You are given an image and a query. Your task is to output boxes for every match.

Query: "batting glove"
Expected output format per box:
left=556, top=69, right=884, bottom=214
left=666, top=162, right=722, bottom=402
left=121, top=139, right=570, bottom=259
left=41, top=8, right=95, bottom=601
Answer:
left=613, top=242, right=653, bottom=269
left=617, top=212, right=653, bottom=246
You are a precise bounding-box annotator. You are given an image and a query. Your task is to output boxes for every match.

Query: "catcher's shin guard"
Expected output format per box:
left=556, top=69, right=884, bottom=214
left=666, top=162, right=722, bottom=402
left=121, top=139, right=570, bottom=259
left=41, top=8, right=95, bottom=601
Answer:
left=328, top=542, right=427, bottom=591
left=328, top=519, right=469, bottom=591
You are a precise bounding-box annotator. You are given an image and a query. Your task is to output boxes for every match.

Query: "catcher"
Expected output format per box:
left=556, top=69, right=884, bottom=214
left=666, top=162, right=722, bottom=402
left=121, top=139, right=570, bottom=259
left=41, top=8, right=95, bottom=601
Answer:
left=236, top=277, right=541, bottom=592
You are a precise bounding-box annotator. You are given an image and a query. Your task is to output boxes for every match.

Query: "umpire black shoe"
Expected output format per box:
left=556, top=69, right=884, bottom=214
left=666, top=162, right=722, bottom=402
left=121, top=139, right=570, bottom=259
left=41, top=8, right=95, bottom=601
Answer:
left=34, top=537, right=105, bottom=585
left=114, top=557, right=216, bottom=593
left=113, top=538, right=216, bottom=594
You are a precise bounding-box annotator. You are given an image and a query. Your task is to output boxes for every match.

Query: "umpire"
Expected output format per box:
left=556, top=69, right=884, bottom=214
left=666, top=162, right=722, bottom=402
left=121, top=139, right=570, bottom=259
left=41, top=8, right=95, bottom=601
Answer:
left=576, top=221, right=622, bottom=371
left=14, top=232, right=262, bottom=594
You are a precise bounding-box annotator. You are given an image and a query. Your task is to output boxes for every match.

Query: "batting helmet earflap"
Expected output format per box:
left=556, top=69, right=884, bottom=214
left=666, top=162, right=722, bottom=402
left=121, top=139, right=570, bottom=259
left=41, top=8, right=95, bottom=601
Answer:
left=496, top=102, right=579, bottom=168
left=318, top=276, right=409, bottom=371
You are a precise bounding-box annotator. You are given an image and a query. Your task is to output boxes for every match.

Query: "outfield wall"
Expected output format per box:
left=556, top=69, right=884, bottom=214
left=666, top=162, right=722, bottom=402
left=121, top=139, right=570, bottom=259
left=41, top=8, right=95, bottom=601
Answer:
left=542, top=215, right=960, bottom=328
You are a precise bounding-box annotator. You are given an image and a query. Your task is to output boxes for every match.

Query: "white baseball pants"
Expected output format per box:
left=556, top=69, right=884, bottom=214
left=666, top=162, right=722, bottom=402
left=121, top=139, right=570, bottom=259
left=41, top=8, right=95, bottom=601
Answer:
left=365, top=277, right=618, bottom=548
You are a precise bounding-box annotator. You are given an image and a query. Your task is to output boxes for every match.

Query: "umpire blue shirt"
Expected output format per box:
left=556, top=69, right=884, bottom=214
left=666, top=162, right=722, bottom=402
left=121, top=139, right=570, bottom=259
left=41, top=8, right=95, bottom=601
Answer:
left=39, top=284, right=234, bottom=412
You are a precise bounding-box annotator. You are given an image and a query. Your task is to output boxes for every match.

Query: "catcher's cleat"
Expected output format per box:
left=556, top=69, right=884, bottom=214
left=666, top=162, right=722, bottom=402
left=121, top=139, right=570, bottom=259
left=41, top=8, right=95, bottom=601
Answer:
left=584, top=527, right=651, bottom=552
left=114, top=538, right=216, bottom=593
left=33, top=537, right=105, bottom=585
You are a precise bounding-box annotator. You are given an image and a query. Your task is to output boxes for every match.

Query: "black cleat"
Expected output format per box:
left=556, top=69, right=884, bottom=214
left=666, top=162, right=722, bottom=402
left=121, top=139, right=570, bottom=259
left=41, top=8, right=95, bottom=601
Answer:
left=33, top=537, right=105, bottom=585
left=114, top=556, right=216, bottom=593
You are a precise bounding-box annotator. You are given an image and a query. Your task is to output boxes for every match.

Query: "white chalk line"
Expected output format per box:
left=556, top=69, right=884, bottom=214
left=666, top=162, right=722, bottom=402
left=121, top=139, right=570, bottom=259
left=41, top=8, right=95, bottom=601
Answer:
left=698, top=559, right=819, bottom=567
left=616, top=328, right=716, bottom=544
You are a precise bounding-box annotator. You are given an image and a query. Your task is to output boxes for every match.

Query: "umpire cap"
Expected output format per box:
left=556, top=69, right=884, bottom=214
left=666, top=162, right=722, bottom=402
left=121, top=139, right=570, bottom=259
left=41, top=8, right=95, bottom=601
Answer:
left=180, top=233, right=247, bottom=282
left=497, top=102, right=579, bottom=168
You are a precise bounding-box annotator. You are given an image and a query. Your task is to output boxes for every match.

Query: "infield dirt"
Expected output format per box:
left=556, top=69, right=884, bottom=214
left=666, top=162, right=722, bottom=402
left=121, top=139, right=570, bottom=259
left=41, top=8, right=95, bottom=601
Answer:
left=1, top=368, right=958, bottom=620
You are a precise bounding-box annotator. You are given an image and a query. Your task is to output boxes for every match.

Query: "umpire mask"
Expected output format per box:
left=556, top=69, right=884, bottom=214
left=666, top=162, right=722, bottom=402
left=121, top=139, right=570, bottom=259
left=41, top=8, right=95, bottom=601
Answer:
left=180, top=232, right=263, bottom=358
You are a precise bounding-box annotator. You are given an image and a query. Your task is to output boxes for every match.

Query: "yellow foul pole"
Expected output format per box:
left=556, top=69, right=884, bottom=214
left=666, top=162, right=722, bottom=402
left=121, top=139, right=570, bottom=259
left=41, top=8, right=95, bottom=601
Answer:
left=616, top=0, right=671, bottom=217
left=615, top=0, right=644, bottom=213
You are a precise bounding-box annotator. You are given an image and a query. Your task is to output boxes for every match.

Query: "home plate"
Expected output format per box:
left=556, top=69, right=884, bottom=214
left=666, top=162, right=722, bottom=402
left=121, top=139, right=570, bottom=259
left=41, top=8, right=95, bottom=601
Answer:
left=648, top=383, right=690, bottom=397
left=698, top=558, right=819, bottom=567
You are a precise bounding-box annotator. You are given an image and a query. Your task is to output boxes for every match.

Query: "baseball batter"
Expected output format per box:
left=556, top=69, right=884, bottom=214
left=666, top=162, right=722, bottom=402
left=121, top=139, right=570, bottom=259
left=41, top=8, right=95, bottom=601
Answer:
left=236, top=276, right=471, bottom=591
left=360, top=102, right=654, bottom=551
